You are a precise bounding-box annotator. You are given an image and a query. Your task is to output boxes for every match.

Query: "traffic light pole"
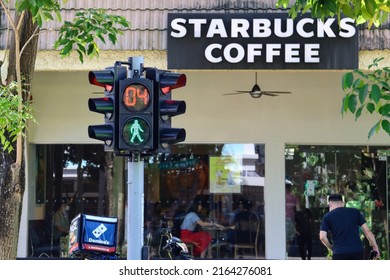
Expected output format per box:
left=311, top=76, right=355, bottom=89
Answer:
left=125, top=56, right=146, bottom=260
left=126, top=153, right=144, bottom=260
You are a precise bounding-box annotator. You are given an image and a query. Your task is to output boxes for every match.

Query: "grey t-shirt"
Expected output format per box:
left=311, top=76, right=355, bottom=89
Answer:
left=180, top=212, right=200, bottom=231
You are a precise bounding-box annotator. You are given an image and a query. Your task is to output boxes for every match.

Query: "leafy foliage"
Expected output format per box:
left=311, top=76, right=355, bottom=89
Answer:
left=0, top=82, right=36, bottom=152
left=54, top=8, right=130, bottom=63
left=276, top=0, right=390, bottom=28
left=15, top=0, right=63, bottom=26
left=0, top=1, right=129, bottom=151
left=341, top=57, right=390, bottom=139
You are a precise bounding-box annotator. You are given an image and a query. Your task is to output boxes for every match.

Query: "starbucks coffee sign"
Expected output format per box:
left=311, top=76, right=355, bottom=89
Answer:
left=167, top=13, right=358, bottom=70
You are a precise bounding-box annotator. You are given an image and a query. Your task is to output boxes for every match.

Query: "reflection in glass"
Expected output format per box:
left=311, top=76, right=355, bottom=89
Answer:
left=144, top=144, right=265, bottom=259
left=30, top=143, right=265, bottom=259
left=285, top=145, right=390, bottom=260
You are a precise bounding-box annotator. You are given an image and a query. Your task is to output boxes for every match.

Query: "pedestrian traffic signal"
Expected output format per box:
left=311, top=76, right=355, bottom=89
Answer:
left=117, top=77, right=155, bottom=152
left=145, top=68, right=186, bottom=152
left=87, top=66, right=127, bottom=150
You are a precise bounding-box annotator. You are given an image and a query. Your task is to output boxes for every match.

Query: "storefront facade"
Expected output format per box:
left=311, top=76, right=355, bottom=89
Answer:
left=9, top=1, right=390, bottom=259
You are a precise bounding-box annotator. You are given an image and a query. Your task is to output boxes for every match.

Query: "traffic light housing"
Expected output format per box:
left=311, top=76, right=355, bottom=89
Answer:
left=117, top=77, right=155, bottom=152
left=146, top=68, right=187, bottom=152
left=88, top=66, right=127, bottom=150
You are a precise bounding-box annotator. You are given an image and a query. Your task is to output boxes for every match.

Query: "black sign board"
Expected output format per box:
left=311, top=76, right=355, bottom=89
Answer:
left=167, top=13, right=358, bottom=70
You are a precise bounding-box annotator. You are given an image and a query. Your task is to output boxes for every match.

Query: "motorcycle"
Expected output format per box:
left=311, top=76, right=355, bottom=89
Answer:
left=149, top=223, right=192, bottom=260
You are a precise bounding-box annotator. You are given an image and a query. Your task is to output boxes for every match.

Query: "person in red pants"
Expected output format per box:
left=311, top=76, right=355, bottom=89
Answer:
left=180, top=198, right=224, bottom=258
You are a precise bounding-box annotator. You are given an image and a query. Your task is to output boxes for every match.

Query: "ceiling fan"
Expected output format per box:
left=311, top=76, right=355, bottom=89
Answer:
left=223, top=73, right=292, bottom=98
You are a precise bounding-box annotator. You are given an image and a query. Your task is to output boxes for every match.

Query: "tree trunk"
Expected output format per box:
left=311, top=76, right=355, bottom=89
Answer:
left=0, top=153, right=21, bottom=259
left=0, top=11, right=38, bottom=260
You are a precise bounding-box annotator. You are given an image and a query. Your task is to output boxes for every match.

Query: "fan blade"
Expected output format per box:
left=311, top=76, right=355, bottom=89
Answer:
left=236, top=90, right=252, bottom=93
left=222, top=92, right=248, bottom=96
left=262, top=91, right=291, bottom=94
left=262, top=92, right=278, bottom=97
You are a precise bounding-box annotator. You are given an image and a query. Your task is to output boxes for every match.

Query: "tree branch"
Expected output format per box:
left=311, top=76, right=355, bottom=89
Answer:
left=16, top=10, right=26, bottom=31
left=20, top=26, right=40, bottom=58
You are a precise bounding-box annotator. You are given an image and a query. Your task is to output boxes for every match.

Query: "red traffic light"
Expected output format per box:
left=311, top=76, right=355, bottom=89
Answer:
left=159, top=72, right=186, bottom=94
left=89, top=70, right=114, bottom=92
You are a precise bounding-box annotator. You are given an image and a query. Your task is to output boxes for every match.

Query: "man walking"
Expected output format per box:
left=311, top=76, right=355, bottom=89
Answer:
left=319, top=193, right=380, bottom=260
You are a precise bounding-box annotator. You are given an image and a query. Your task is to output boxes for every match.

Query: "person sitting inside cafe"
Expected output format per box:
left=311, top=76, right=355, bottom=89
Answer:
left=180, top=197, right=224, bottom=258
left=226, top=199, right=259, bottom=245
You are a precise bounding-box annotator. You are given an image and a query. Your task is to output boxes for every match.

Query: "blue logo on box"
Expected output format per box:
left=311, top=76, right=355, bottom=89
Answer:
left=83, top=219, right=116, bottom=246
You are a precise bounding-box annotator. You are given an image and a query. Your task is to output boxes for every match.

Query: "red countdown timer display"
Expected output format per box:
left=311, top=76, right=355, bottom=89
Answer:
left=122, top=83, right=150, bottom=111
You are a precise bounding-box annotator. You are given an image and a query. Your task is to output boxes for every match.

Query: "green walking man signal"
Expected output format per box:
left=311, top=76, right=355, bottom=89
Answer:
left=130, top=119, right=144, bottom=143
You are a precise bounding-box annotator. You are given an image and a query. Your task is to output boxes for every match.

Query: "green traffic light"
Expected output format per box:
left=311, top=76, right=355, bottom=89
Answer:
left=122, top=117, right=150, bottom=146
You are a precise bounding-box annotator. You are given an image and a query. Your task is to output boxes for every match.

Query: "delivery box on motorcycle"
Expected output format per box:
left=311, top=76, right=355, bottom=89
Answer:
left=68, top=214, right=118, bottom=257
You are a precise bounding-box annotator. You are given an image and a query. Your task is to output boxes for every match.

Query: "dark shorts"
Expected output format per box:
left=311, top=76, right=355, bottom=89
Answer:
left=332, top=251, right=364, bottom=260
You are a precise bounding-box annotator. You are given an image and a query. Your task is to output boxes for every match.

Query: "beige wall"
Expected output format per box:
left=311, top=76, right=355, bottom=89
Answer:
left=29, top=69, right=389, bottom=145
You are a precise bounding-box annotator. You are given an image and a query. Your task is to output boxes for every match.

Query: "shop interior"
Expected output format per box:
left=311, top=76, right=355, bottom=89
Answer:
left=28, top=143, right=389, bottom=259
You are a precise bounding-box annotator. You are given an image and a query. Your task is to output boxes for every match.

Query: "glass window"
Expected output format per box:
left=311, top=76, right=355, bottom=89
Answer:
left=30, top=143, right=265, bottom=259
left=29, top=144, right=108, bottom=258
left=285, top=144, right=390, bottom=260
left=145, top=144, right=264, bottom=258
left=143, top=144, right=265, bottom=259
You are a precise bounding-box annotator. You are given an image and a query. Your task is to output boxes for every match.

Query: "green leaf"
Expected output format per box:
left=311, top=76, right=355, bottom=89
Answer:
left=60, top=42, right=74, bottom=56
left=358, top=84, right=369, bottom=104
left=353, top=69, right=366, bottom=78
left=379, top=104, right=390, bottom=116
left=374, top=68, right=383, bottom=77
left=367, top=102, right=375, bottom=113
left=36, top=14, right=43, bottom=26
left=382, top=93, right=390, bottom=101
left=373, top=56, right=384, bottom=64
left=382, top=119, right=390, bottom=136
left=379, top=4, right=390, bottom=13
left=341, top=95, right=349, bottom=114
left=370, top=84, right=382, bottom=103
left=341, top=4, right=354, bottom=18
left=76, top=43, right=86, bottom=54
left=342, top=72, right=354, bottom=89
left=380, top=81, right=390, bottom=91
left=87, top=43, right=95, bottom=55
left=76, top=50, right=84, bottom=64
left=354, top=0, right=362, bottom=17
left=353, top=78, right=365, bottom=91
left=383, top=67, right=390, bottom=73
left=16, top=0, right=31, bottom=12
left=364, top=0, right=376, bottom=17
left=44, top=11, right=54, bottom=21
left=108, top=33, right=117, bottom=45
left=355, top=106, right=363, bottom=120
left=97, top=34, right=106, bottom=44
left=368, top=120, right=381, bottom=139
left=324, top=0, right=337, bottom=13
left=348, top=94, right=357, bottom=113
